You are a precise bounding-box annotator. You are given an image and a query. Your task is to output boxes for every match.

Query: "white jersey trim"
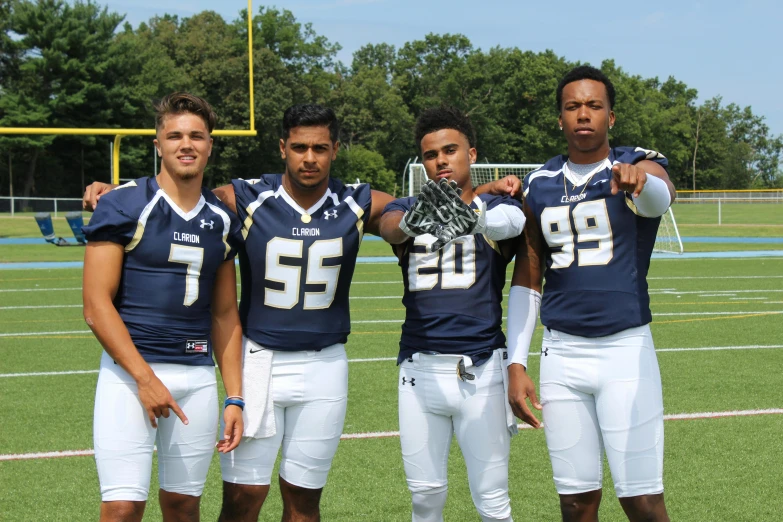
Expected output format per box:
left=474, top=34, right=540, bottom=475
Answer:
left=242, top=189, right=275, bottom=239
left=276, top=185, right=334, bottom=217
left=205, top=202, right=233, bottom=259
left=523, top=169, right=562, bottom=198
left=125, top=190, right=164, bottom=253
left=158, top=190, right=207, bottom=222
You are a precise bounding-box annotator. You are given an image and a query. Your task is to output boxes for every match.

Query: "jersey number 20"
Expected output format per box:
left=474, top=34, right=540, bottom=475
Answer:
left=408, top=236, right=476, bottom=291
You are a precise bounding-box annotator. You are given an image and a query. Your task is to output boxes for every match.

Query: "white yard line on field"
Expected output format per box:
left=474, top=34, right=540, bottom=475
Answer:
left=3, top=345, right=782, bottom=378
left=3, top=408, right=782, bottom=461
left=0, top=287, right=81, bottom=292
left=0, top=304, right=82, bottom=310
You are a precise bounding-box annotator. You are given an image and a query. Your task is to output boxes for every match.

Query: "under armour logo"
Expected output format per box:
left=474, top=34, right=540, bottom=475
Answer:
left=187, top=342, right=195, bottom=349
left=402, top=377, right=415, bottom=386
left=542, top=347, right=549, bottom=356
left=200, top=219, right=214, bottom=229
left=323, top=209, right=338, bottom=220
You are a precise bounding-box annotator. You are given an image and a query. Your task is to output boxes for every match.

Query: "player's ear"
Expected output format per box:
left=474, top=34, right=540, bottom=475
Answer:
left=279, top=138, right=286, bottom=160
left=558, top=114, right=563, bottom=131
left=608, top=110, right=616, bottom=130
left=153, top=139, right=162, bottom=157
left=332, top=140, right=340, bottom=161
left=468, top=147, right=477, bottom=165
left=208, top=137, right=213, bottom=157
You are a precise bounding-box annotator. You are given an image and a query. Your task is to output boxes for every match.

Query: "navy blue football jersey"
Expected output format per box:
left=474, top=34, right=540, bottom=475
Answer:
left=522, top=146, right=668, bottom=337
left=82, top=176, right=242, bottom=366
left=384, top=194, right=523, bottom=365
left=233, top=175, right=372, bottom=351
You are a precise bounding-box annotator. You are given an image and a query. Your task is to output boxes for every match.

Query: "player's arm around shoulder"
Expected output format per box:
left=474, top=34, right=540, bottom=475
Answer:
left=83, top=241, right=188, bottom=429
left=366, top=189, right=397, bottom=237
left=211, top=258, right=244, bottom=453
left=377, top=192, right=414, bottom=245
left=212, top=184, right=237, bottom=215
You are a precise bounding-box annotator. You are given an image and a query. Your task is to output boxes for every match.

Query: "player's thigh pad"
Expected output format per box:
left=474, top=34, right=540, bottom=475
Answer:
left=398, top=359, right=454, bottom=492
left=155, top=364, right=218, bottom=497
left=279, top=344, right=348, bottom=489
left=539, top=333, right=605, bottom=495
left=94, top=353, right=157, bottom=501
left=219, top=405, right=284, bottom=486
left=453, top=351, right=512, bottom=520
left=593, top=326, right=664, bottom=497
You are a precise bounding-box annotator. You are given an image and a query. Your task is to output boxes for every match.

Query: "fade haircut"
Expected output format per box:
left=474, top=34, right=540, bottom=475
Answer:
left=282, top=104, right=340, bottom=143
left=154, top=92, right=217, bottom=133
left=556, top=65, right=616, bottom=111
left=414, top=106, right=477, bottom=150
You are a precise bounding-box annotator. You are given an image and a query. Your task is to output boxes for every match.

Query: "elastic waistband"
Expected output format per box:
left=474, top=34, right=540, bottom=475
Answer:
left=401, top=349, right=505, bottom=373
left=544, top=324, right=651, bottom=344
left=246, top=339, right=346, bottom=361
left=99, top=351, right=216, bottom=382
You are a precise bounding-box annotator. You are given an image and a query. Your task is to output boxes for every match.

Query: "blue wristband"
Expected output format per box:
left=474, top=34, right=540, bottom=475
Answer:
left=224, top=398, right=245, bottom=410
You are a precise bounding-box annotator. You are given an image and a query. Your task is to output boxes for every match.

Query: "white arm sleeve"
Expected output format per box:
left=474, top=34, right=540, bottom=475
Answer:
left=474, top=204, right=526, bottom=241
left=506, top=285, right=541, bottom=368
left=632, top=174, right=671, bottom=218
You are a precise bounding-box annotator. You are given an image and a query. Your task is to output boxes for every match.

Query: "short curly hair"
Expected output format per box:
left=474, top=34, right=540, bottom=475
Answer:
left=154, top=92, right=217, bottom=133
left=556, top=65, right=616, bottom=111
left=414, top=106, right=476, bottom=150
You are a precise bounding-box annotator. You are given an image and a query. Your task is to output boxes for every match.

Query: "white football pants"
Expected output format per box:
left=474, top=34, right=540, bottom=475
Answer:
left=399, top=350, right=512, bottom=522
left=93, top=351, right=218, bottom=501
left=539, top=324, right=665, bottom=498
left=220, top=343, right=348, bottom=489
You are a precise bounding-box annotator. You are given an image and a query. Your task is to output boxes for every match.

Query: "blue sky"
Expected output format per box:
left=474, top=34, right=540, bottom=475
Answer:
left=100, top=0, right=782, bottom=137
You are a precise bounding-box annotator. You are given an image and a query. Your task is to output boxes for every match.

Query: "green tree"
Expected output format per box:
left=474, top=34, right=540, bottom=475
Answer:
left=331, top=145, right=397, bottom=194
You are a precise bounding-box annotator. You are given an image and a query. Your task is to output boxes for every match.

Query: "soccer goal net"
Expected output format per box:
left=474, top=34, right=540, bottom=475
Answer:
left=404, top=162, right=684, bottom=254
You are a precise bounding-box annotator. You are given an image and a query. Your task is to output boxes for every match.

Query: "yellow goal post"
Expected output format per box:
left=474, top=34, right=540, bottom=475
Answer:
left=0, top=0, right=258, bottom=185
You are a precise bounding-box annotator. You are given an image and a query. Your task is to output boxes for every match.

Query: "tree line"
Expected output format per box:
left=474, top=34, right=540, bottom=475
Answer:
left=1, top=0, right=781, bottom=200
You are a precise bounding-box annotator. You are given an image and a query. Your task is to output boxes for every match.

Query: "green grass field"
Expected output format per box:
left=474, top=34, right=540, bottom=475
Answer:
left=671, top=202, right=782, bottom=226
left=1, top=235, right=783, bottom=520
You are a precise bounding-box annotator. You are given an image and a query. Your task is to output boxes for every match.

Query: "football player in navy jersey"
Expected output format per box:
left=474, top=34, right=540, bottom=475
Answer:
left=506, top=66, right=675, bottom=522
left=380, top=107, right=526, bottom=522
left=82, top=93, right=244, bottom=522
left=83, top=104, right=520, bottom=522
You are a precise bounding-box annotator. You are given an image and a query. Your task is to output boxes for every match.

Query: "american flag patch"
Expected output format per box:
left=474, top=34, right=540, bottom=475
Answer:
left=186, top=340, right=209, bottom=354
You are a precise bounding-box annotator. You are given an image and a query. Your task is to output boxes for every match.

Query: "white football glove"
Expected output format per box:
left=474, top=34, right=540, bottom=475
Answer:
left=398, top=195, right=439, bottom=237
left=420, top=179, right=483, bottom=251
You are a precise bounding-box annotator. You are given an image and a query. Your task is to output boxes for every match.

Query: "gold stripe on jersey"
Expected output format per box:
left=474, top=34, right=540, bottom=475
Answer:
left=625, top=195, right=643, bottom=216
left=481, top=234, right=502, bottom=255
left=125, top=191, right=164, bottom=253
left=344, top=195, right=365, bottom=238
left=242, top=189, right=275, bottom=240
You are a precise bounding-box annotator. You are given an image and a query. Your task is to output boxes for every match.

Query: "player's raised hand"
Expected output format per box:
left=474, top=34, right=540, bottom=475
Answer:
left=489, top=175, right=522, bottom=198
left=421, top=179, right=477, bottom=231
left=611, top=163, right=647, bottom=197
left=217, top=405, right=244, bottom=453
left=82, top=182, right=115, bottom=212
left=136, top=373, right=189, bottom=428
left=399, top=195, right=439, bottom=237
left=507, top=363, right=542, bottom=429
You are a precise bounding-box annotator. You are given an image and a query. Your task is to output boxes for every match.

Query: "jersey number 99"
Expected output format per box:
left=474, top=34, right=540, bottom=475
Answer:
left=541, top=200, right=614, bottom=269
